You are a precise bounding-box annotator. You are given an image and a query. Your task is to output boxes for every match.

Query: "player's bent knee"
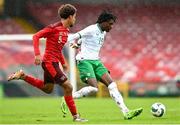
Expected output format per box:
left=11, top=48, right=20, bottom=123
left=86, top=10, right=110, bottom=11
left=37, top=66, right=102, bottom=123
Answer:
left=89, top=86, right=98, bottom=93
left=66, top=83, right=73, bottom=93
left=42, top=83, right=54, bottom=94
left=61, top=80, right=73, bottom=94
left=44, top=89, right=53, bottom=94
left=43, top=87, right=53, bottom=94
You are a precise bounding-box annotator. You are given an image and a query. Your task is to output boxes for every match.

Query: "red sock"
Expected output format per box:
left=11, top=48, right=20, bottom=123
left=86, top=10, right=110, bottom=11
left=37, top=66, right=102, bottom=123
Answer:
left=24, top=75, right=44, bottom=89
left=64, top=96, right=77, bottom=116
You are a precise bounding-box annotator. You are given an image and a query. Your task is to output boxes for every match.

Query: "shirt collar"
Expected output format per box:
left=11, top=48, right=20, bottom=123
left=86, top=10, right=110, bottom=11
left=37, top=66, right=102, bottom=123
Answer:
left=58, top=22, right=69, bottom=32
left=97, top=23, right=103, bottom=33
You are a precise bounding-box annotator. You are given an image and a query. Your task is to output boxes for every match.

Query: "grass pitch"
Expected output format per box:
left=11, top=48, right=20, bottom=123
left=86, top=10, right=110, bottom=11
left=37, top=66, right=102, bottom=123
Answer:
left=0, top=97, right=180, bottom=124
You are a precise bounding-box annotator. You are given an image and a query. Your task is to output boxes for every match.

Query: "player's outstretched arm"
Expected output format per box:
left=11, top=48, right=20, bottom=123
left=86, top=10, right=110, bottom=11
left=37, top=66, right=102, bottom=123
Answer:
left=33, top=27, right=53, bottom=65
left=68, top=26, right=90, bottom=48
left=68, top=33, right=81, bottom=43
left=68, top=33, right=81, bottom=49
left=33, top=27, right=53, bottom=56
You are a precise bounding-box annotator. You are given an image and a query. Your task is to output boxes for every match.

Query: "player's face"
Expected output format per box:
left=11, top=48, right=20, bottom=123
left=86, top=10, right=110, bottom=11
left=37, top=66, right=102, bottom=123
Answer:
left=69, top=13, right=76, bottom=27
left=103, top=19, right=114, bottom=32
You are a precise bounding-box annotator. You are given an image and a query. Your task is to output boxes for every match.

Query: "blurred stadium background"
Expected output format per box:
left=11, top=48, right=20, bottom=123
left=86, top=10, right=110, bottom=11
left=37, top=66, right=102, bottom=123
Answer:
left=0, top=0, right=180, bottom=98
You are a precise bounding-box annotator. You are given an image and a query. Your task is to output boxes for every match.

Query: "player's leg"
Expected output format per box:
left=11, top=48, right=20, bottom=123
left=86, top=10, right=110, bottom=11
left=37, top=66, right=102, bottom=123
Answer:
left=60, top=77, right=98, bottom=118
left=95, top=61, right=143, bottom=119
left=73, top=78, right=98, bottom=99
left=7, top=69, right=54, bottom=94
left=100, top=73, right=129, bottom=114
left=100, top=73, right=143, bottom=119
left=51, top=62, right=87, bottom=122
left=41, top=68, right=55, bottom=94
left=94, top=61, right=129, bottom=114
left=73, top=60, right=98, bottom=99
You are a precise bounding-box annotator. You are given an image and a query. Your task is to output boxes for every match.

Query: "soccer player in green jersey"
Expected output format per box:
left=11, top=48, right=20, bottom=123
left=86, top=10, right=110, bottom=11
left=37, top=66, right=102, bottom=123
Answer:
left=62, top=11, right=143, bottom=120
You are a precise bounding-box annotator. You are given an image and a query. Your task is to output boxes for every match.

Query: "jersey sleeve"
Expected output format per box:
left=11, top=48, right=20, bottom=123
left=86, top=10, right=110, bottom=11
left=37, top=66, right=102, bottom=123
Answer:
left=68, top=26, right=92, bottom=44
left=78, top=26, right=91, bottom=38
left=33, top=27, right=53, bottom=55
left=68, top=33, right=81, bottom=44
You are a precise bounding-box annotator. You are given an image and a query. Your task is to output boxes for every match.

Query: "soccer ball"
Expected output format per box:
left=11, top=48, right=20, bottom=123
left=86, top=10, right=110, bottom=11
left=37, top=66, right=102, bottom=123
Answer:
left=151, top=102, right=166, bottom=117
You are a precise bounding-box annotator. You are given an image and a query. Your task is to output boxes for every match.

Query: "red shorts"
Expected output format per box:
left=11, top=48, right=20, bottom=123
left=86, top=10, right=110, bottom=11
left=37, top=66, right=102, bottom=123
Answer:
left=41, top=62, right=67, bottom=84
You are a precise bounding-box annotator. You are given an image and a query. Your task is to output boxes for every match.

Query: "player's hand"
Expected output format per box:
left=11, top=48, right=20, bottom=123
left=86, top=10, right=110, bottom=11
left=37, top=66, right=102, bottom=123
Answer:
left=70, top=43, right=79, bottom=49
left=34, top=55, right=41, bottom=65
left=62, top=64, right=69, bottom=74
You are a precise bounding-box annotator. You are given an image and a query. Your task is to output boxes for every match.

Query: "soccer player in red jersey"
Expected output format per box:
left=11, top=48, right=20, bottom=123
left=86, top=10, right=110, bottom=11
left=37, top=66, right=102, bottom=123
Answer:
left=8, top=4, right=87, bottom=122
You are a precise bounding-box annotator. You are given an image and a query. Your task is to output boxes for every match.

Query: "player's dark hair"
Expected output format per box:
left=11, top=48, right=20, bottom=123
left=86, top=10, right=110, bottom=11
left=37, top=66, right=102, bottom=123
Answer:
left=96, top=10, right=117, bottom=23
left=58, top=4, right=77, bottom=19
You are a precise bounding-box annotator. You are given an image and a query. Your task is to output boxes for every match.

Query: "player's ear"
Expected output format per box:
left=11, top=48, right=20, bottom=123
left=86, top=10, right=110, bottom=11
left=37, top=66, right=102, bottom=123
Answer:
left=68, top=15, right=73, bottom=20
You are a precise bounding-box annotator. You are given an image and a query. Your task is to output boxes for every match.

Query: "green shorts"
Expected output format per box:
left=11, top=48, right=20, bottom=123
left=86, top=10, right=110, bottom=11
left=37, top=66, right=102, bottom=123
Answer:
left=77, top=60, right=108, bottom=82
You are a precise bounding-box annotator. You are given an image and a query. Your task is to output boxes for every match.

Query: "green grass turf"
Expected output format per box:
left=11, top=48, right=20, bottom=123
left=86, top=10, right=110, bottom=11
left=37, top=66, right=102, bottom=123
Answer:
left=0, top=97, right=180, bottom=124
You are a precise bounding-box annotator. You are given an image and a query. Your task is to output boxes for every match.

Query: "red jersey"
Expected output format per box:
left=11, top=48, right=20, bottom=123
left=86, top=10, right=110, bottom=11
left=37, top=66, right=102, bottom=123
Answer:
left=33, top=22, right=69, bottom=65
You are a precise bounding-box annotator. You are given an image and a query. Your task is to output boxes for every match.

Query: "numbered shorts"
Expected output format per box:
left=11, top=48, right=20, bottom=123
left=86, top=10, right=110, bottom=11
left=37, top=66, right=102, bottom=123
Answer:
left=77, top=60, right=108, bottom=82
left=41, top=62, right=67, bottom=84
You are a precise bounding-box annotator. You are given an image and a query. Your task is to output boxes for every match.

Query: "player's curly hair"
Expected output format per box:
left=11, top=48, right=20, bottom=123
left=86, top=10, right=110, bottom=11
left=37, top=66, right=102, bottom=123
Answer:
left=58, top=4, right=77, bottom=19
left=96, top=10, right=117, bottom=23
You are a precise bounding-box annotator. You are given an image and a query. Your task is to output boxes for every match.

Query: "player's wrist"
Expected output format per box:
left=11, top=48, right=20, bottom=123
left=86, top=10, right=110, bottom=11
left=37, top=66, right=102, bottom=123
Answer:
left=35, top=52, right=40, bottom=56
left=35, top=55, right=41, bottom=58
